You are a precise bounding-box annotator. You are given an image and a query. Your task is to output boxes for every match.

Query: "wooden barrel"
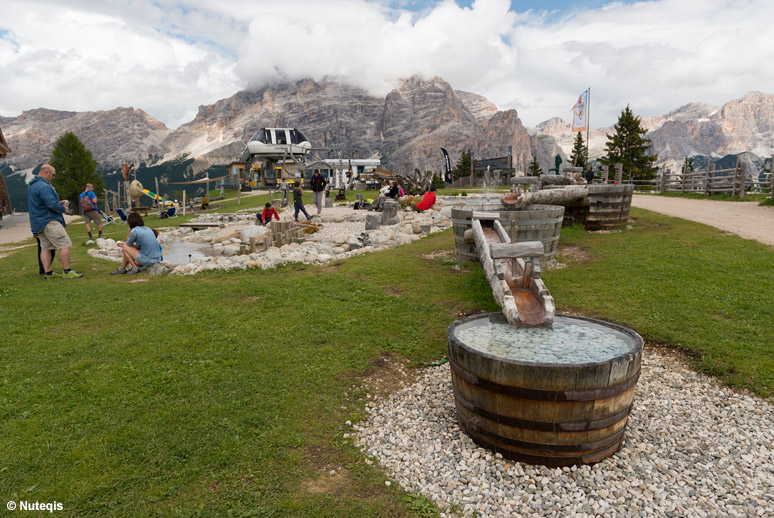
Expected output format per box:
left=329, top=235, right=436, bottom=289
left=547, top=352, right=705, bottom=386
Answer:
left=448, top=312, right=642, bottom=467
left=585, top=184, right=634, bottom=230
left=451, top=204, right=564, bottom=266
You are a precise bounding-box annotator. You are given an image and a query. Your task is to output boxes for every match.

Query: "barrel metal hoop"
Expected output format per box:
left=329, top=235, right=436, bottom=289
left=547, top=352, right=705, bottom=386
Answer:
left=464, top=416, right=626, bottom=453
left=458, top=420, right=624, bottom=467
left=450, top=357, right=640, bottom=401
left=452, top=385, right=633, bottom=432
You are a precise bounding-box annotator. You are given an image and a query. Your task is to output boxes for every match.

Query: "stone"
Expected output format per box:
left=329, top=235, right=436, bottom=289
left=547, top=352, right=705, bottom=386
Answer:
left=365, top=213, right=381, bottom=230
left=381, top=199, right=400, bottom=225
left=241, top=225, right=270, bottom=241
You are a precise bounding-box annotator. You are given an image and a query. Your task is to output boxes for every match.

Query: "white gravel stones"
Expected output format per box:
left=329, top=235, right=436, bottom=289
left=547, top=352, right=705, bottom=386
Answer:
left=355, top=348, right=774, bottom=517
left=88, top=198, right=458, bottom=275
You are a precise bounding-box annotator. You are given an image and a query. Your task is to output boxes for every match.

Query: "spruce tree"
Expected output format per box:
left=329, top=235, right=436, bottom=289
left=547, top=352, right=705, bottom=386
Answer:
left=600, top=105, right=658, bottom=181
left=569, top=132, right=587, bottom=168
left=682, top=157, right=695, bottom=174
left=452, top=150, right=472, bottom=181
left=528, top=156, right=542, bottom=177
left=48, top=131, right=105, bottom=212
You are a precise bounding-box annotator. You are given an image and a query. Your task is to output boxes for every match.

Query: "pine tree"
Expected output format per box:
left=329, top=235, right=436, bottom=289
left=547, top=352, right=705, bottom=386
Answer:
left=569, top=132, right=587, bottom=168
left=452, top=150, right=472, bottom=181
left=48, top=131, right=105, bottom=212
left=528, top=156, right=542, bottom=177
left=682, top=157, right=695, bottom=174
left=600, top=105, right=658, bottom=181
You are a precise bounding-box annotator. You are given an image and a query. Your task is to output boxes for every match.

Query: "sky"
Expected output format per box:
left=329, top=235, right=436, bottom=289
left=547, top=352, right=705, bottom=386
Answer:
left=2, top=0, right=773, bottom=130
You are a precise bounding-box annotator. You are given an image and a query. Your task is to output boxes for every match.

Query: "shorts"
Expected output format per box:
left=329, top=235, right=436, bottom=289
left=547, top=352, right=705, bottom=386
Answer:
left=38, top=220, right=72, bottom=251
left=137, top=252, right=159, bottom=267
left=83, top=210, right=102, bottom=226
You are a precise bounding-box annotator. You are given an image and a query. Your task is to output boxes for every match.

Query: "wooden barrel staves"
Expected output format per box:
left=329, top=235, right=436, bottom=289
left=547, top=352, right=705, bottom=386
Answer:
left=452, top=204, right=564, bottom=266
left=448, top=312, right=643, bottom=467
left=585, top=184, right=634, bottom=230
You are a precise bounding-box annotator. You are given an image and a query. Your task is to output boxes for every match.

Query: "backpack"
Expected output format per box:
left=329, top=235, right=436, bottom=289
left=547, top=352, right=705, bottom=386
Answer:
left=80, top=194, right=94, bottom=212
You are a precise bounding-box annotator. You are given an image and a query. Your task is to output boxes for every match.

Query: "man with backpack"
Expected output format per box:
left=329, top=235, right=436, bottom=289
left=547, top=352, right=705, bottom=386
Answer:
left=79, top=183, right=102, bottom=240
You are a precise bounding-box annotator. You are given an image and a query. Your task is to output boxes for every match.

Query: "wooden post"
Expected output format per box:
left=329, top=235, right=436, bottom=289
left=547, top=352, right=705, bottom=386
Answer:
left=615, top=164, right=623, bottom=184
left=770, top=155, right=774, bottom=200
left=660, top=168, right=668, bottom=192
left=739, top=162, right=746, bottom=199
left=249, top=237, right=256, bottom=253
left=182, top=189, right=186, bottom=216
left=706, top=164, right=714, bottom=195
left=602, top=165, right=609, bottom=184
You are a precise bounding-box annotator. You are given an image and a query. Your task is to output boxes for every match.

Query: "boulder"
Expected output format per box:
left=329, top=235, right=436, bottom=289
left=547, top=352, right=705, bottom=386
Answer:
left=381, top=199, right=400, bottom=225
left=241, top=225, right=270, bottom=241
left=365, top=213, right=381, bottom=230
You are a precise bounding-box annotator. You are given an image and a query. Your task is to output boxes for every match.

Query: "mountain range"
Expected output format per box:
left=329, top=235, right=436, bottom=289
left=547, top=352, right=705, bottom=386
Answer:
left=2, top=77, right=772, bottom=211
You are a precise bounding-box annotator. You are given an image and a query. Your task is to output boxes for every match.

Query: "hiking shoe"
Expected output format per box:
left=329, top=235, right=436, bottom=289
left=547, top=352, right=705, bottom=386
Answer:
left=126, top=267, right=141, bottom=275
left=62, top=270, right=83, bottom=279
left=110, top=268, right=127, bottom=275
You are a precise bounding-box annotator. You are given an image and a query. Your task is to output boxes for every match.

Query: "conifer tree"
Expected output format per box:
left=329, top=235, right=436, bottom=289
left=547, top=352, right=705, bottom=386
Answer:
left=600, top=105, right=658, bottom=181
left=452, top=150, right=472, bottom=181
left=528, top=156, right=542, bottom=177
left=569, top=132, right=587, bottom=168
left=48, top=131, right=105, bottom=212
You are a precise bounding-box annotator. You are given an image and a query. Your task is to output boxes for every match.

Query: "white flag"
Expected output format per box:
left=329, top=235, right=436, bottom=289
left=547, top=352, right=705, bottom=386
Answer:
left=571, top=90, right=589, bottom=132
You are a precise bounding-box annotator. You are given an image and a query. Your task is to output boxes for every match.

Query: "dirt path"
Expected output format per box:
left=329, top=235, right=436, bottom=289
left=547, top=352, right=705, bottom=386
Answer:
left=631, top=195, right=774, bottom=246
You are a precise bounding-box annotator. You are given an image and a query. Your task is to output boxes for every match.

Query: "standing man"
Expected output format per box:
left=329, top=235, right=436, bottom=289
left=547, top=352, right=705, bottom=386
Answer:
left=79, top=183, right=103, bottom=240
left=27, top=164, right=83, bottom=278
left=310, top=169, right=326, bottom=215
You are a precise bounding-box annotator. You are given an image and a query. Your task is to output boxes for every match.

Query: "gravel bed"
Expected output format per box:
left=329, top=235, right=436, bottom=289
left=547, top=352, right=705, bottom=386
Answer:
left=355, top=347, right=774, bottom=517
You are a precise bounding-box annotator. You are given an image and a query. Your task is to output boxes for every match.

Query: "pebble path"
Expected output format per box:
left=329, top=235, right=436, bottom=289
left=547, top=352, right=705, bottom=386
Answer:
left=355, top=347, right=774, bottom=517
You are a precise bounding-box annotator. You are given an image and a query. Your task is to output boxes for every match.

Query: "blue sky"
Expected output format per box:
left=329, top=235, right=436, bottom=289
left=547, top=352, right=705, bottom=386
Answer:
left=2, top=0, right=773, bottom=129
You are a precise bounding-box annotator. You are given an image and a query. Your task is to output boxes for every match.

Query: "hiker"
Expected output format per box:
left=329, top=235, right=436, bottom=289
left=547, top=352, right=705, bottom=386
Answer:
left=310, top=169, right=327, bottom=215
left=257, top=202, right=280, bottom=225
left=293, top=182, right=311, bottom=222
left=585, top=165, right=595, bottom=184
left=111, top=212, right=162, bottom=275
left=411, top=185, right=437, bottom=212
left=79, top=183, right=103, bottom=240
left=27, top=164, right=83, bottom=279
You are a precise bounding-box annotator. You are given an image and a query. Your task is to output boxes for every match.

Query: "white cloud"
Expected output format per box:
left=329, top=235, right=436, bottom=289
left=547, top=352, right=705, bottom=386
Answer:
left=1, top=0, right=773, bottom=129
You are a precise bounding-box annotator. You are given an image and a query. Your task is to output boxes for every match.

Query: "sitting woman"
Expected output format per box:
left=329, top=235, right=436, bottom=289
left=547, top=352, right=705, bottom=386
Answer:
left=257, top=202, right=280, bottom=225
left=386, top=180, right=400, bottom=199
left=111, top=213, right=162, bottom=275
left=411, top=185, right=437, bottom=212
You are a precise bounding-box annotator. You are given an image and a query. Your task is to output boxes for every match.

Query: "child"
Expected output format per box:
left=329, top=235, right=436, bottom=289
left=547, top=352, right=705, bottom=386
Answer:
left=257, top=202, right=280, bottom=225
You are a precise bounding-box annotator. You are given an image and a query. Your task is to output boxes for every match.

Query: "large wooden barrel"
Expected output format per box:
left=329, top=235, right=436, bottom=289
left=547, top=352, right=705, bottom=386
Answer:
left=448, top=312, right=642, bottom=467
left=585, top=184, right=634, bottom=230
left=451, top=204, right=564, bottom=265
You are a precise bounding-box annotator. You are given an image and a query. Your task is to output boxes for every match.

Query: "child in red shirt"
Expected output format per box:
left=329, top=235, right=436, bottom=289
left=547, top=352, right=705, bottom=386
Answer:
left=257, top=203, right=280, bottom=225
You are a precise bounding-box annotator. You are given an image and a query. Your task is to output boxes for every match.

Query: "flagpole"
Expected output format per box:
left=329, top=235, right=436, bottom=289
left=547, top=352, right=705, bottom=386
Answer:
left=585, top=87, right=591, bottom=168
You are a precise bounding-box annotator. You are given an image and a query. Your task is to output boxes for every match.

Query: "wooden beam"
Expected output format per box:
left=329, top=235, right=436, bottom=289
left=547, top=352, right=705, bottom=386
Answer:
left=490, top=242, right=544, bottom=260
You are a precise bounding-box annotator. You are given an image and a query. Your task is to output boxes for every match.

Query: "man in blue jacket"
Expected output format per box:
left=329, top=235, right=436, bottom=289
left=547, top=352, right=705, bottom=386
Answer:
left=27, top=164, right=83, bottom=278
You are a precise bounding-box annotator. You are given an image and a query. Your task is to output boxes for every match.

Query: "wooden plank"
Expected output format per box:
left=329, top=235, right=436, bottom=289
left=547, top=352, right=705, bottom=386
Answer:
left=490, top=242, right=544, bottom=259
left=472, top=211, right=501, bottom=220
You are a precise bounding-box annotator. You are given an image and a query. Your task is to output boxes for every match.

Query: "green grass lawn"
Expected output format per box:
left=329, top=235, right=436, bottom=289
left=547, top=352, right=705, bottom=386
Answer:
left=0, top=204, right=771, bottom=516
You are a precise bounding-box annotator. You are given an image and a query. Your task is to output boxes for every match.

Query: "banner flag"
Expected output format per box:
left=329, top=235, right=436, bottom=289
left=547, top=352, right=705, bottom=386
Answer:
left=441, top=148, right=452, bottom=183
left=571, top=90, right=589, bottom=132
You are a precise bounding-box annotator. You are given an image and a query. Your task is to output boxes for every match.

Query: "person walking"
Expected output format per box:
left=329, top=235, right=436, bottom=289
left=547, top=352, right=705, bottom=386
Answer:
left=79, top=183, right=103, bottom=240
left=292, top=182, right=311, bottom=222
left=585, top=165, right=595, bottom=185
left=310, top=169, right=327, bottom=215
left=27, top=164, right=83, bottom=279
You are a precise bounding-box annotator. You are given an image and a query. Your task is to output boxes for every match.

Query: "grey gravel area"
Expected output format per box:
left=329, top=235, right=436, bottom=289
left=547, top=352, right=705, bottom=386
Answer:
left=354, top=347, right=774, bottom=517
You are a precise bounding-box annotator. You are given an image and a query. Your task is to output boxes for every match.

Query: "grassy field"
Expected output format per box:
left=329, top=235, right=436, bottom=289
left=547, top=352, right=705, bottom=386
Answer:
left=0, top=203, right=771, bottom=516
